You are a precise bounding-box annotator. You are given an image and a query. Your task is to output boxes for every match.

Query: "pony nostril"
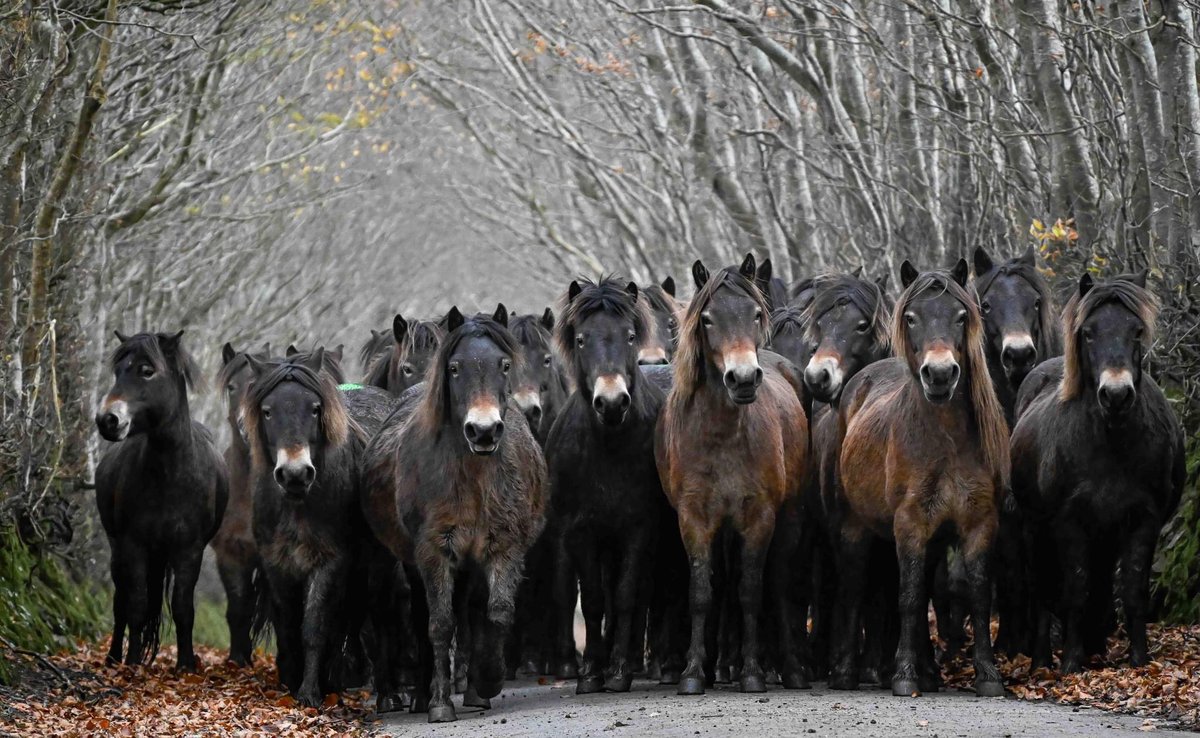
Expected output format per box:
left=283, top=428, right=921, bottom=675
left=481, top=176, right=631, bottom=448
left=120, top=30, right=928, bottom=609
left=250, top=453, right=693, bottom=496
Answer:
left=618, top=392, right=631, bottom=410
left=723, top=370, right=737, bottom=389
left=753, top=367, right=763, bottom=387
left=465, top=422, right=480, bottom=442
left=303, top=465, right=316, bottom=485
left=525, top=404, right=542, bottom=427
left=592, top=396, right=605, bottom=413
left=273, top=467, right=286, bottom=487
left=920, top=364, right=932, bottom=382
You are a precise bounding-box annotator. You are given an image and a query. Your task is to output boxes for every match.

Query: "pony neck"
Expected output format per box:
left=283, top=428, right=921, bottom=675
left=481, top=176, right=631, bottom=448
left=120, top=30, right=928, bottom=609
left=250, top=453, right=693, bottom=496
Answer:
left=148, top=383, right=193, bottom=449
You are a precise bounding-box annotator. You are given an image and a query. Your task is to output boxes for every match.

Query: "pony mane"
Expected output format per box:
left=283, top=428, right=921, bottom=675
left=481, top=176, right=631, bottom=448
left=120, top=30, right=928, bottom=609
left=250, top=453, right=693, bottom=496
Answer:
left=640, top=283, right=680, bottom=317
left=555, top=276, right=650, bottom=384
left=415, top=315, right=520, bottom=434
left=671, top=267, right=771, bottom=402
left=974, top=257, right=1062, bottom=360
left=510, top=313, right=553, bottom=350
left=801, top=272, right=892, bottom=354
left=216, top=345, right=273, bottom=390
left=769, top=304, right=806, bottom=339
left=242, top=361, right=351, bottom=458
left=891, top=271, right=1009, bottom=487
left=110, top=332, right=202, bottom=393
left=1059, top=275, right=1160, bottom=402
left=358, top=330, right=393, bottom=371
left=363, top=320, right=443, bottom=388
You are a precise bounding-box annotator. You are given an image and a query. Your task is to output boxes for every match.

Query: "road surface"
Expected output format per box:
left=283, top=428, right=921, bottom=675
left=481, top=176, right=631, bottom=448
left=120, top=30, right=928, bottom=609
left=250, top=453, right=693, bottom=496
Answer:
left=376, top=677, right=1183, bottom=737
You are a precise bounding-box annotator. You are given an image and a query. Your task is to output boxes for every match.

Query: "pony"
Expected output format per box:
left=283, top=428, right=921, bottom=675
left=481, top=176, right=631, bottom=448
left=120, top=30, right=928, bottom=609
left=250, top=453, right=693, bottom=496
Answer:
left=212, top=342, right=273, bottom=666
left=507, top=309, right=569, bottom=444
left=755, top=257, right=790, bottom=312
left=359, top=328, right=394, bottom=374
left=1011, top=271, right=1183, bottom=673
left=637, top=276, right=683, bottom=365
left=242, top=349, right=381, bottom=706
left=95, top=331, right=228, bottom=671
left=546, top=277, right=679, bottom=693
left=656, top=254, right=809, bottom=695
left=831, top=259, right=1007, bottom=697
left=386, top=306, right=547, bottom=722
left=364, top=314, right=444, bottom=396
left=971, top=245, right=1062, bottom=657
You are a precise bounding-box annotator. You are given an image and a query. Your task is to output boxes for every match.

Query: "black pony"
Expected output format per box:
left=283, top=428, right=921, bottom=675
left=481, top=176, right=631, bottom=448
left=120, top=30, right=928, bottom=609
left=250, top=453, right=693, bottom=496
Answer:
left=1011, top=272, right=1183, bottom=673
left=547, top=277, right=679, bottom=693
left=364, top=314, right=444, bottom=396
left=637, top=277, right=682, bottom=365
left=95, top=331, right=228, bottom=670
left=507, top=309, right=569, bottom=444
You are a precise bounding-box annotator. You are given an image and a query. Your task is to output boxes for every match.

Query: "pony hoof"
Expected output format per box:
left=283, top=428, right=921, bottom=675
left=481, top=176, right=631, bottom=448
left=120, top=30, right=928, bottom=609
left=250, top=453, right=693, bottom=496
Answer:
left=462, top=686, right=491, bottom=709
left=976, top=681, right=1005, bottom=697
left=557, top=662, right=579, bottom=679
left=659, top=669, right=680, bottom=685
left=678, top=676, right=705, bottom=696
left=892, top=680, right=921, bottom=697
left=713, top=666, right=731, bottom=684
left=377, top=693, right=406, bottom=714
left=729, top=666, right=742, bottom=683
left=782, top=671, right=811, bottom=690
left=604, top=673, right=633, bottom=693
left=828, top=673, right=859, bottom=691
left=740, top=673, right=767, bottom=693
left=297, top=689, right=323, bottom=709
left=428, top=704, right=457, bottom=723
left=409, top=693, right=430, bottom=714
left=576, top=675, right=604, bottom=694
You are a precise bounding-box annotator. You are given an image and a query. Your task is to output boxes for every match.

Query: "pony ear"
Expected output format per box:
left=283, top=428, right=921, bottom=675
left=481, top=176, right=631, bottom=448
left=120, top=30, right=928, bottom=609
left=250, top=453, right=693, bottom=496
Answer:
left=568, top=280, right=582, bottom=303
left=286, top=344, right=299, bottom=357
left=875, top=273, right=889, bottom=292
left=159, top=330, right=184, bottom=353
left=261, top=342, right=272, bottom=358
left=445, top=306, right=465, bottom=333
left=972, top=246, right=995, bottom=278
left=625, top=282, right=639, bottom=301
left=493, top=303, right=509, bottom=327
left=1129, top=268, right=1149, bottom=288
left=661, top=276, right=675, bottom=297
left=329, top=344, right=344, bottom=365
left=221, top=342, right=237, bottom=366
left=1078, top=272, right=1094, bottom=297
left=246, top=354, right=267, bottom=377
left=950, top=258, right=969, bottom=287
left=851, top=265, right=864, bottom=279
left=301, top=347, right=325, bottom=374
left=900, top=260, right=919, bottom=288
left=114, top=330, right=131, bottom=343
left=756, top=257, right=773, bottom=283
left=1017, top=244, right=1037, bottom=267
left=739, top=253, right=757, bottom=280
left=541, top=307, right=555, bottom=331
left=692, top=260, right=709, bottom=290
left=393, top=313, right=409, bottom=344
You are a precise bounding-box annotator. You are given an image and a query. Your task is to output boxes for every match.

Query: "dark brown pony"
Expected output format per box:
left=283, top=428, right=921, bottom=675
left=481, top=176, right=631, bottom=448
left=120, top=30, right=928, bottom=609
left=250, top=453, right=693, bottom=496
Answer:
left=364, top=314, right=444, bottom=396
left=831, top=260, right=1007, bottom=697
left=95, top=331, right=228, bottom=671
left=637, top=277, right=683, bottom=365
left=1012, top=272, right=1183, bottom=673
left=656, top=254, right=809, bottom=695
left=213, top=342, right=273, bottom=666
left=385, top=306, right=547, bottom=722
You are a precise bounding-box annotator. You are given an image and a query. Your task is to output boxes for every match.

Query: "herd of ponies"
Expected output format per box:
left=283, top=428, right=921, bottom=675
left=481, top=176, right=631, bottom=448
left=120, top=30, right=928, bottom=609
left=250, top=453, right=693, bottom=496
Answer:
left=92, top=248, right=1184, bottom=722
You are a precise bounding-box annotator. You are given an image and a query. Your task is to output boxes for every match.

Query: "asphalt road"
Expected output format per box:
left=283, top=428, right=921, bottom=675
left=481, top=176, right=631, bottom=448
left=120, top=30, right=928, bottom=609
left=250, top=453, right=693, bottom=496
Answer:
left=376, top=677, right=1184, bottom=737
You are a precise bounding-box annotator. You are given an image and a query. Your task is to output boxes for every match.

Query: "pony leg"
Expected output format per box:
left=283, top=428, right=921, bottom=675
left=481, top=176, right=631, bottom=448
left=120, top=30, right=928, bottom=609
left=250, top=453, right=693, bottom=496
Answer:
left=1120, top=515, right=1160, bottom=668
left=573, top=533, right=606, bottom=694
left=1057, top=522, right=1090, bottom=674
left=453, top=585, right=471, bottom=694
left=478, top=552, right=523, bottom=699
left=107, top=543, right=128, bottom=665
left=737, top=517, right=774, bottom=693
left=296, top=563, right=342, bottom=707
left=891, top=540, right=928, bottom=697
left=963, top=543, right=1004, bottom=696
left=217, top=553, right=254, bottom=667
left=829, top=529, right=870, bottom=690
left=678, top=513, right=719, bottom=696
left=419, top=557, right=458, bottom=723
left=550, top=530, right=579, bottom=679
left=405, top=564, right=433, bottom=714
left=170, top=545, right=205, bottom=672
left=121, top=541, right=151, bottom=666
left=604, top=530, right=650, bottom=692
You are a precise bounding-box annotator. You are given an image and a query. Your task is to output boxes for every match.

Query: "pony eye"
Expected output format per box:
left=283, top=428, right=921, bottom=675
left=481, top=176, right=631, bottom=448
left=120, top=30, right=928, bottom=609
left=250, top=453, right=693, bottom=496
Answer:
left=501, top=359, right=511, bottom=374
left=1082, top=329, right=1093, bottom=343
left=981, top=301, right=991, bottom=314
left=754, top=308, right=763, bottom=321
left=955, top=311, right=967, bottom=326
left=1033, top=299, right=1042, bottom=312
left=627, top=332, right=636, bottom=345
left=667, top=318, right=677, bottom=328
left=226, top=383, right=235, bottom=393
left=543, top=354, right=552, bottom=367
left=1135, top=327, right=1145, bottom=341
left=855, top=320, right=869, bottom=334
left=139, top=365, right=156, bottom=379
left=701, top=314, right=713, bottom=328
left=402, top=364, right=414, bottom=376
left=905, top=314, right=916, bottom=327
left=576, top=335, right=586, bottom=348
left=449, top=363, right=460, bottom=377
left=262, top=408, right=272, bottom=420
left=311, top=404, right=321, bottom=417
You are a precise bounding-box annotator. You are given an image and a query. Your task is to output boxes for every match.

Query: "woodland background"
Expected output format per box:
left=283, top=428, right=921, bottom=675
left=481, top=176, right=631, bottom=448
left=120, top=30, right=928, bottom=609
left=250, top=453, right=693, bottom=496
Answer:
left=1, top=0, right=1199, bottom=673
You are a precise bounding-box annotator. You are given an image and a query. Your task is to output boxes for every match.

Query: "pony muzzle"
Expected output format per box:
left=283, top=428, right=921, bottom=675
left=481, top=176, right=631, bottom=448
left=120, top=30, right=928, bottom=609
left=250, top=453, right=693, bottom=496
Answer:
left=1097, top=368, right=1136, bottom=417
left=804, top=353, right=845, bottom=403
left=721, top=349, right=763, bottom=404
left=464, top=402, right=505, bottom=454
left=592, top=373, right=631, bottom=426
left=274, top=446, right=316, bottom=500
left=1001, top=333, right=1037, bottom=379
left=96, top=398, right=131, bottom=442
left=919, top=349, right=960, bottom=404
left=512, top=388, right=543, bottom=430
left=637, top=346, right=669, bottom=365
